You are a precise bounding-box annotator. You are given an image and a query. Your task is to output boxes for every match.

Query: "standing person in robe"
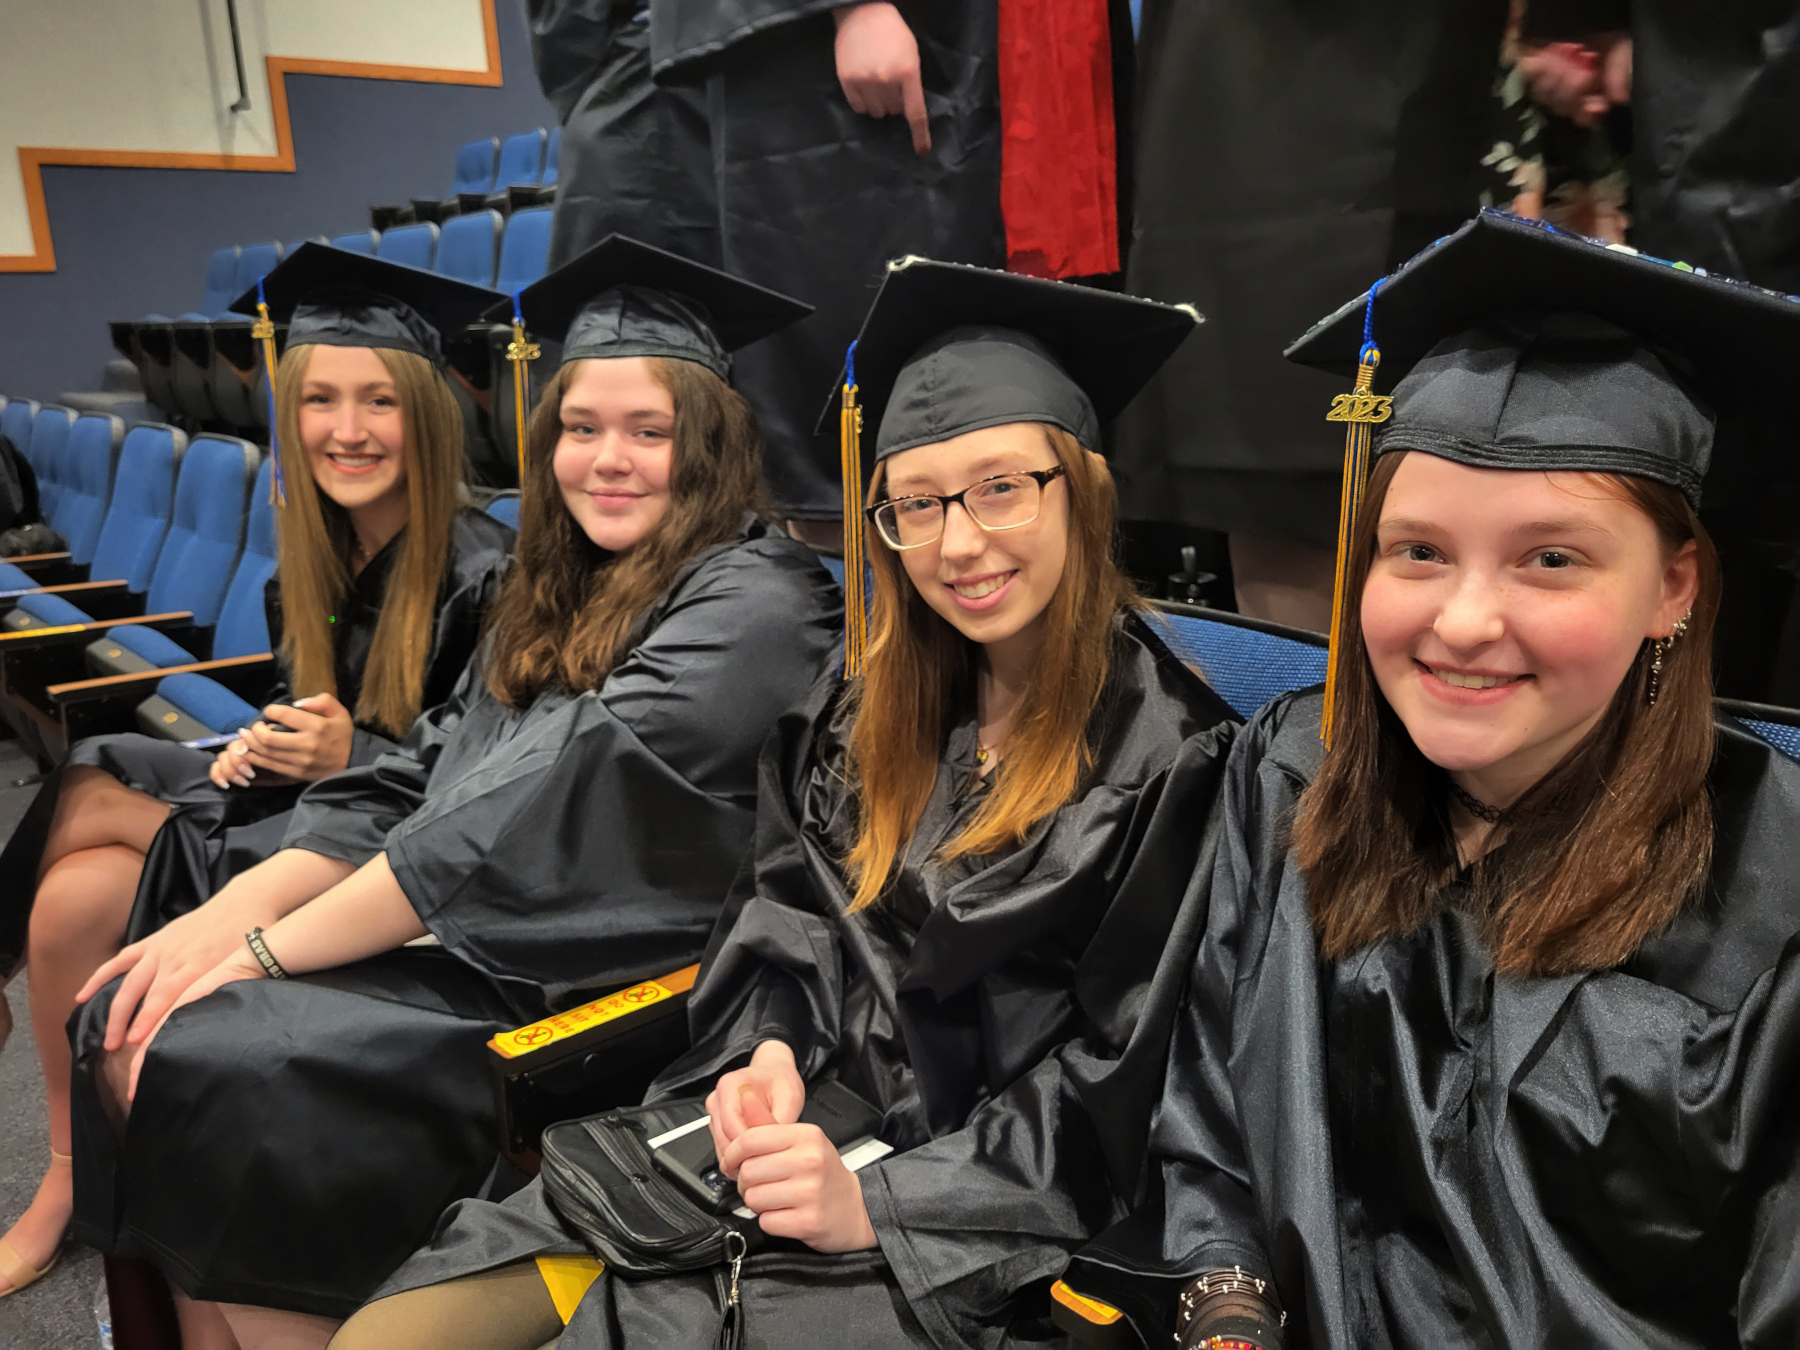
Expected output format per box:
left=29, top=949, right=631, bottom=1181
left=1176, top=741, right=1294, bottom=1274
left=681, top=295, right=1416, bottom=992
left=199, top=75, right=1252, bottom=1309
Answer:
left=330, top=262, right=1240, bottom=1350
left=1115, top=0, right=1507, bottom=630
left=1060, top=212, right=1800, bottom=1349
left=62, top=237, right=841, bottom=1350
left=0, top=249, right=512, bottom=1301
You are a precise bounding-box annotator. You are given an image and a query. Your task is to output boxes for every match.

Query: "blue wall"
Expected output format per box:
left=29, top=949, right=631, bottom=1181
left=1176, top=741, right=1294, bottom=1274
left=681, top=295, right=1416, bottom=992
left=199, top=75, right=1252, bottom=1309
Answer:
left=0, top=1, right=552, bottom=403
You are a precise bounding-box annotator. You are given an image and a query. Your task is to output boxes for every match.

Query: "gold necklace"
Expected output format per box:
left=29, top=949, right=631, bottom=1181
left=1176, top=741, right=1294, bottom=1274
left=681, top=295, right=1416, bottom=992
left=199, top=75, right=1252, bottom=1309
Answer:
left=975, top=744, right=990, bottom=765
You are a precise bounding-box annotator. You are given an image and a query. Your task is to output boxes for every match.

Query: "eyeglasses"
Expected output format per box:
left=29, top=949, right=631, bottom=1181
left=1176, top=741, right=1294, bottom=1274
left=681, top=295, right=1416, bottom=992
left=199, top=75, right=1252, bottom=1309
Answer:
left=866, top=466, right=1067, bottom=550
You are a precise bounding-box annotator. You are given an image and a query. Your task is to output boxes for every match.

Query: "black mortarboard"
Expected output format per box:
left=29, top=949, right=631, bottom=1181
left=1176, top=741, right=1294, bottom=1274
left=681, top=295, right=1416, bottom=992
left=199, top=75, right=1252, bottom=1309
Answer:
left=822, top=256, right=1201, bottom=460
left=488, top=234, right=813, bottom=380
left=1284, top=208, right=1800, bottom=743
left=228, top=241, right=503, bottom=367
left=827, top=257, right=1201, bottom=677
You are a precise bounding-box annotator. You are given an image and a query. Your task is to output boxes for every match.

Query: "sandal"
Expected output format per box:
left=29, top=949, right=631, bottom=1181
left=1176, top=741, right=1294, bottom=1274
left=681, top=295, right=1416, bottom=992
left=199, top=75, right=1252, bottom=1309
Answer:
left=0, top=1150, right=71, bottom=1299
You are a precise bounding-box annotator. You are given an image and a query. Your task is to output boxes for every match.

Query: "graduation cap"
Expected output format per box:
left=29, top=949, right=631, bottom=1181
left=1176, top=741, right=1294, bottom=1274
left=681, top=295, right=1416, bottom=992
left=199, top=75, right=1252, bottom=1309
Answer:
left=228, top=241, right=503, bottom=365
left=482, top=234, right=813, bottom=482
left=828, top=256, right=1201, bottom=676
left=226, top=242, right=504, bottom=505
left=1285, top=208, right=1800, bottom=744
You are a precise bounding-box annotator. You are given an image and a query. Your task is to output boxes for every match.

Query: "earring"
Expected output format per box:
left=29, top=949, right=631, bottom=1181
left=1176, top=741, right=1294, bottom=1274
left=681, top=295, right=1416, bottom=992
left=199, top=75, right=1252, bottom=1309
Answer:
left=1647, top=611, right=1693, bottom=707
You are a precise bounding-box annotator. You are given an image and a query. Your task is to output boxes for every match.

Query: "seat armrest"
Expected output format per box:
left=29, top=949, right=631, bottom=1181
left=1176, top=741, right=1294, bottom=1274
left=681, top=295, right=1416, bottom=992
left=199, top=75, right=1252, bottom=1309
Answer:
left=3, top=551, right=75, bottom=568
left=0, top=612, right=194, bottom=653
left=0, top=579, right=138, bottom=617
left=47, top=653, right=277, bottom=707
left=1050, top=1282, right=1134, bottom=1349
left=489, top=965, right=700, bottom=1154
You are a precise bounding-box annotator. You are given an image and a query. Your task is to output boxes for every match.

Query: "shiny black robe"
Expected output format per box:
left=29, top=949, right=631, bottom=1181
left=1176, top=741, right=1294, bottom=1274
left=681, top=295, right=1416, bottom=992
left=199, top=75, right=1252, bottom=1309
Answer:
left=1070, top=690, right=1800, bottom=1349
left=0, top=507, right=513, bottom=977
left=68, top=521, right=842, bottom=1316
left=696, top=0, right=1002, bottom=520
left=369, top=611, right=1239, bottom=1348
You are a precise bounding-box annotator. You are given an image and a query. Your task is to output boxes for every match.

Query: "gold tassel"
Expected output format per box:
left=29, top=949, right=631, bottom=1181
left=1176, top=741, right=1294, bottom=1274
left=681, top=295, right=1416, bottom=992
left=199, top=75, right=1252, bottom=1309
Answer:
left=505, top=301, right=541, bottom=488
left=1320, top=345, right=1390, bottom=746
left=252, top=283, right=286, bottom=506
left=839, top=375, right=867, bottom=680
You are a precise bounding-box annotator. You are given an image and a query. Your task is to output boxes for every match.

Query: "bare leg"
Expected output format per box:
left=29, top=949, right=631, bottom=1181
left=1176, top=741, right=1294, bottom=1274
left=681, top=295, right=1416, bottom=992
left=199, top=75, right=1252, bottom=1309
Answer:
left=174, top=1288, right=243, bottom=1350
left=219, top=1302, right=341, bottom=1350
left=0, top=768, right=168, bottom=1295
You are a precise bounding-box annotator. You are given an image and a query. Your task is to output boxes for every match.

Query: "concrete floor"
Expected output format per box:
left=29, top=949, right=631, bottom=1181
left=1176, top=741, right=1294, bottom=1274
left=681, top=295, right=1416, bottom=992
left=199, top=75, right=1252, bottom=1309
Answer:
left=0, top=739, right=104, bottom=1350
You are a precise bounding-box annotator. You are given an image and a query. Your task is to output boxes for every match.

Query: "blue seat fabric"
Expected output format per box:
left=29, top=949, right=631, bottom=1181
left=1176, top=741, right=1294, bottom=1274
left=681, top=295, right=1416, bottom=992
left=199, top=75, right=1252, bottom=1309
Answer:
left=1152, top=611, right=1328, bottom=720
left=452, top=138, right=501, bottom=195
left=495, top=209, right=553, bottom=294
left=435, top=211, right=501, bottom=286
left=331, top=231, right=380, bottom=256
left=88, top=426, right=182, bottom=593
left=52, top=416, right=122, bottom=561
left=1, top=399, right=38, bottom=459
left=377, top=223, right=439, bottom=270
left=494, top=130, right=546, bottom=189
left=15, top=591, right=92, bottom=626
left=156, top=671, right=260, bottom=735
left=232, top=243, right=283, bottom=301
left=210, top=457, right=278, bottom=659
left=484, top=494, right=520, bottom=529
left=29, top=407, right=77, bottom=521
left=200, top=247, right=242, bottom=317
left=1739, top=718, right=1800, bottom=761
left=110, top=624, right=199, bottom=667
left=142, top=436, right=253, bottom=627
left=0, top=564, right=33, bottom=591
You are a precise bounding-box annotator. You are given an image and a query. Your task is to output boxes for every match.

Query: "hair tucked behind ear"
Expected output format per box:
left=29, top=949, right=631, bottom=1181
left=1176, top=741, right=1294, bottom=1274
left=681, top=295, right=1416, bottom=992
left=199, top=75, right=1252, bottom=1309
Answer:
left=843, top=426, right=1139, bottom=912
left=1291, top=451, right=1720, bottom=977
left=273, top=344, right=464, bottom=738
left=483, top=357, right=768, bottom=707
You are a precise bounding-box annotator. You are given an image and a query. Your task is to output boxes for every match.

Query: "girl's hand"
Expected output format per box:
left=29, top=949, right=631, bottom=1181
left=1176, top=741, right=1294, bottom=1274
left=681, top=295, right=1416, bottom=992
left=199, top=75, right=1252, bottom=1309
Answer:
left=209, top=736, right=255, bottom=789
left=237, top=693, right=354, bottom=781
left=705, top=1039, right=805, bottom=1166
left=719, top=1085, right=878, bottom=1252
left=124, top=947, right=265, bottom=1101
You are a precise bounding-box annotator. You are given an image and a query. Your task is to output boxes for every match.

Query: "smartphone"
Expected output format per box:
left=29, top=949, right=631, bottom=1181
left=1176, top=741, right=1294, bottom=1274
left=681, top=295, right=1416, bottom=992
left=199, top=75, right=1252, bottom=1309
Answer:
left=651, top=1079, right=884, bottom=1215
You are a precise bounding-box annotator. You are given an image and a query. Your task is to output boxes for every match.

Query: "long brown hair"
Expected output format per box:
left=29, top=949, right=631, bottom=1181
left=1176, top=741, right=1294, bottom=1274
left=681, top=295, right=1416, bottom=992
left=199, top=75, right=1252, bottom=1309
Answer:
left=484, top=356, right=765, bottom=706
left=273, top=343, right=464, bottom=738
left=1292, top=451, right=1720, bottom=977
left=844, top=426, right=1139, bottom=911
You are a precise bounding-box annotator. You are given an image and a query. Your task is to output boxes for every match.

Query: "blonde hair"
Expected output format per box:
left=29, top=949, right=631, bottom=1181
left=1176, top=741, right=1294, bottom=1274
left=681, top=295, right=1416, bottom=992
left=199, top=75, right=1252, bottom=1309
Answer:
left=844, top=426, right=1139, bottom=911
left=273, top=343, right=465, bottom=738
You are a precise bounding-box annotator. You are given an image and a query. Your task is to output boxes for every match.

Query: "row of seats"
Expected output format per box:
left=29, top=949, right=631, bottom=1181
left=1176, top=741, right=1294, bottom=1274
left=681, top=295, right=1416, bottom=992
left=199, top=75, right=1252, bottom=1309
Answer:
left=383, top=126, right=562, bottom=228
left=107, top=212, right=554, bottom=471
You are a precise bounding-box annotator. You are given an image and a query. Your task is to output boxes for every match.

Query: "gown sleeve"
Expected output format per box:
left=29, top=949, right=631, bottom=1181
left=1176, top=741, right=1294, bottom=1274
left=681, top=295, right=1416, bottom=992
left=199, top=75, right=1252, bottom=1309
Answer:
left=855, top=727, right=1238, bottom=1348
left=527, top=0, right=621, bottom=122
left=650, top=0, right=845, bottom=77
left=380, top=541, right=841, bottom=1005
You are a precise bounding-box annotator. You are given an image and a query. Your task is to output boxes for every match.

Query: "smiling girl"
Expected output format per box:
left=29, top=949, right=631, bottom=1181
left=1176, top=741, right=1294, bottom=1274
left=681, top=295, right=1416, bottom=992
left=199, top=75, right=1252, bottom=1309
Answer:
left=1065, top=213, right=1800, bottom=1349
left=60, top=238, right=840, bottom=1349
left=327, top=261, right=1240, bottom=1350
left=0, top=250, right=513, bottom=1301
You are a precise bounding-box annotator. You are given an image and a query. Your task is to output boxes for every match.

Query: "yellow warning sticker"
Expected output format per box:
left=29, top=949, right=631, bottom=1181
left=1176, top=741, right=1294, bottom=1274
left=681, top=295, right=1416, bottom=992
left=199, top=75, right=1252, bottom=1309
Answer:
left=490, top=978, right=672, bottom=1060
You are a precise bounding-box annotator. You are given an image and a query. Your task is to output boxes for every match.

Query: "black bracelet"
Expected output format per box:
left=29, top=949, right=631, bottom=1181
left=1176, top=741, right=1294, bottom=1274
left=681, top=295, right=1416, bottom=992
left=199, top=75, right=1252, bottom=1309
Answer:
left=245, top=927, right=289, bottom=980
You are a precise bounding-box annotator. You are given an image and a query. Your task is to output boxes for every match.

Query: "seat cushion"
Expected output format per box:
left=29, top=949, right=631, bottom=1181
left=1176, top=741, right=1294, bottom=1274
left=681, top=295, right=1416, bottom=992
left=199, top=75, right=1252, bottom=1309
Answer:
left=15, top=591, right=91, bottom=626
left=0, top=563, right=35, bottom=591
left=107, top=623, right=198, bottom=667
left=155, top=672, right=260, bottom=735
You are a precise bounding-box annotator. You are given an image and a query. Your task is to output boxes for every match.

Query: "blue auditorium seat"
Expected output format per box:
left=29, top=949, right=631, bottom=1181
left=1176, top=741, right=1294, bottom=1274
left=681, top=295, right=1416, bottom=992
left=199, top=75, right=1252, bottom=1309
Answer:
left=435, top=210, right=502, bottom=286
left=484, top=492, right=521, bottom=529
left=331, top=230, right=380, bottom=255
left=453, top=138, right=501, bottom=197
left=543, top=127, right=560, bottom=187
left=0, top=397, right=36, bottom=459
left=199, top=246, right=242, bottom=318
left=233, top=242, right=283, bottom=295
left=495, top=209, right=553, bottom=294
left=42, top=414, right=124, bottom=561
left=494, top=130, right=547, bottom=193
left=1147, top=603, right=1328, bottom=719
left=26, top=406, right=77, bottom=521
left=2, top=424, right=186, bottom=631
left=377, top=222, right=440, bottom=270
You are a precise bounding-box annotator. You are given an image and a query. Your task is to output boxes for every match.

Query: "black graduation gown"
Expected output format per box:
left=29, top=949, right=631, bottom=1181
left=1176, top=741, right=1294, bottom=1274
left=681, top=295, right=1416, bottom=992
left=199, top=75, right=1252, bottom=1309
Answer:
left=1112, top=0, right=1506, bottom=547
left=661, top=0, right=1004, bottom=521
left=0, top=507, right=513, bottom=979
left=367, top=611, right=1239, bottom=1349
left=1069, top=690, right=1800, bottom=1349
left=67, top=521, right=842, bottom=1316
left=526, top=1, right=722, bottom=273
